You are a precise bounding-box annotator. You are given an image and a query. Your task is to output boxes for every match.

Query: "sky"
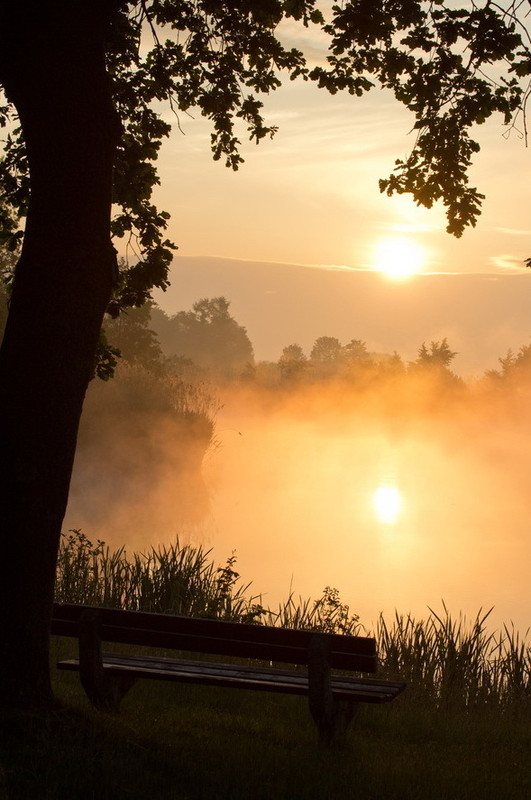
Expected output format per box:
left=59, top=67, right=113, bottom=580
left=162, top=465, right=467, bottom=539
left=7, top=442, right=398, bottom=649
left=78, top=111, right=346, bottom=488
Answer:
left=149, top=77, right=531, bottom=375
left=146, top=8, right=531, bottom=377
left=154, top=257, right=531, bottom=375
left=63, top=7, right=531, bottom=635
left=151, top=15, right=531, bottom=278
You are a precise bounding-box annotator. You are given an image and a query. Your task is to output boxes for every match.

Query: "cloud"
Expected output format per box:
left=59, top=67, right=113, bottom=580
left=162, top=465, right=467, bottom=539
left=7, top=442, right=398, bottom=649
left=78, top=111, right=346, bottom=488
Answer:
left=375, top=222, right=443, bottom=234
left=305, top=262, right=370, bottom=273
left=494, top=227, right=531, bottom=236
left=489, top=254, right=528, bottom=271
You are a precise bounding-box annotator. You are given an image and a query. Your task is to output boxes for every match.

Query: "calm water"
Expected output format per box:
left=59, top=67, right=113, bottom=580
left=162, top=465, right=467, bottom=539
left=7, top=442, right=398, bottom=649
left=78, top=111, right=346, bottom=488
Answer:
left=66, top=380, right=531, bottom=636
left=205, top=390, right=531, bottom=635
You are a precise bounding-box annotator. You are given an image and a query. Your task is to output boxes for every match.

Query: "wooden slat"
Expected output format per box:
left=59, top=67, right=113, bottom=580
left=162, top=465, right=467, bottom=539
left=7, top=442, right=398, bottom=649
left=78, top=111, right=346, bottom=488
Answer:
left=52, top=603, right=376, bottom=653
left=51, top=603, right=378, bottom=672
left=57, top=653, right=406, bottom=704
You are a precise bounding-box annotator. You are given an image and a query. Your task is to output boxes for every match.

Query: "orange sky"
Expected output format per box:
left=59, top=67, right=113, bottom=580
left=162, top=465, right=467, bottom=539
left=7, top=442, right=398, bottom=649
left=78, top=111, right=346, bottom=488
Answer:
left=149, top=75, right=531, bottom=374
left=63, top=10, right=531, bottom=633
left=152, top=22, right=531, bottom=280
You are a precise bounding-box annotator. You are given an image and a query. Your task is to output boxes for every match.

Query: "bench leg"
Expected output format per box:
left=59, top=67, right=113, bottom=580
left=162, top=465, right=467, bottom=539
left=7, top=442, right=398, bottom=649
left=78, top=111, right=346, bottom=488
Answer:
left=330, top=699, right=359, bottom=746
left=309, top=695, right=359, bottom=747
left=79, top=610, right=136, bottom=711
left=308, top=635, right=359, bottom=746
left=81, top=669, right=137, bottom=712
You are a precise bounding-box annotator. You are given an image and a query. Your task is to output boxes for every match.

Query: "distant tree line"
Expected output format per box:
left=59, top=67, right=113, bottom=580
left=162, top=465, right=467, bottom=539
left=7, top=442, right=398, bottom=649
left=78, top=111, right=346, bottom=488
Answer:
left=484, top=345, right=531, bottom=385
left=90, top=298, right=531, bottom=391
left=270, top=335, right=462, bottom=389
left=98, top=296, right=254, bottom=382
left=101, top=299, right=459, bottom=386
left=1, top=281, right=529, bottom=393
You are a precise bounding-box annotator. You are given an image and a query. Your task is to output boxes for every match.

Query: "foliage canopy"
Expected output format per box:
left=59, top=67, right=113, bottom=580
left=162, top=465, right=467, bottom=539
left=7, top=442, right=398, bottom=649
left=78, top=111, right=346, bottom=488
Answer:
left=151, top=297, right=254, bottom=378
left=3, top=0, right=529, bottom=714
left=1, top=0, right=530, bottom=319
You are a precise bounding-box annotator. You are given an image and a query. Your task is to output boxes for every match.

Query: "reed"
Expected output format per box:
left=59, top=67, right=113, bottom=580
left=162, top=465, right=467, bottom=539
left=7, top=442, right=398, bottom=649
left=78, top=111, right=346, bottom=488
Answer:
left=55, top=530, right=530, bottom=713
left=262, top=585, right=360, bottom=635
left=376, top=604, right=530, bottom=712
left=55, top=529, right=263, bottom=621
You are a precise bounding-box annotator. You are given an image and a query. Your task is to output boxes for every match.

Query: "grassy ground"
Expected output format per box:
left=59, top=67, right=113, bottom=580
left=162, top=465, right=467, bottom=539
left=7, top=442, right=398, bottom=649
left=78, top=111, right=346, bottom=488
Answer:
left=0, top=647, right=529, bottom=800
left=2, top=535, right=528, bottom=799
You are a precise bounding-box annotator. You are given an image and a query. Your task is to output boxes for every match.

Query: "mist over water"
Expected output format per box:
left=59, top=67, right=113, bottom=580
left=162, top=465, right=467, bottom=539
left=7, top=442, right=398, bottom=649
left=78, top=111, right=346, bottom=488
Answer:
left=66, top=365, right=214, bottom=551
left=66, top=371, right=531, bottom=635
left=204, top=382, right=531, bottom=634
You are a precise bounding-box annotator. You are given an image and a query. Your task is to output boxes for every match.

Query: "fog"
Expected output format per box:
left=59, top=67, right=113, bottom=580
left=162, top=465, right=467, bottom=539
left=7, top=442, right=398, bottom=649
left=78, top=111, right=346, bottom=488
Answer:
left=203, top=381, right=531, bottom=634
left=66, top=365, right=214, bottom=550
left=66, top=369, right=531, bottom=635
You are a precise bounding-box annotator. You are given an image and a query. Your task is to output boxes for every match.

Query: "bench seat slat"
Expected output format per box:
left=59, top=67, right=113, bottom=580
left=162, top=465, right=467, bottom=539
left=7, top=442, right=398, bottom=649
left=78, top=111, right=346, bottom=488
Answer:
left=57, top=653, right=406, bottom=704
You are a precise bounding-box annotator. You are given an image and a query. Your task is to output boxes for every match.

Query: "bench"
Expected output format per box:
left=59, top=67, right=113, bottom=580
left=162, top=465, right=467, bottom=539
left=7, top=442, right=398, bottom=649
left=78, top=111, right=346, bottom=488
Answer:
left=51, top=602, right=406, bottom=745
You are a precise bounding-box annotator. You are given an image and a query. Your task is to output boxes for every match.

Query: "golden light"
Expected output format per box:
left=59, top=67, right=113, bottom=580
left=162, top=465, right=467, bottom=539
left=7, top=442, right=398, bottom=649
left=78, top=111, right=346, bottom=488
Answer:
left=372, top=236, right=426, bottom=279
left=373, top=486, right=402, bottom=524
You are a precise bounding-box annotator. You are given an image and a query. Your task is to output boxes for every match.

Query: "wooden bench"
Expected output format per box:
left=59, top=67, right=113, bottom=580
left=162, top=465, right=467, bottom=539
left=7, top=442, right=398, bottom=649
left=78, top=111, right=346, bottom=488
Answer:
left=51, top=602, right=406, bottom=745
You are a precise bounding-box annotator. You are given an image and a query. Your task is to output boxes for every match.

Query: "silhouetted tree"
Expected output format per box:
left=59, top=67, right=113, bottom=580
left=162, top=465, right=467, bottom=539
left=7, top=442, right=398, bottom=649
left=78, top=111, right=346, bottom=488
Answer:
left=1, top=0, right=529, bottom=710
left=342, top=338, right=375, bottom=378
left=511, top=345, right=531, bottom=374
left=487, top=343, right=531, bottom=383
left=0, top=280, right=7, bottom=334
left=0, top=246, right=15, bottom=335
left=73, top=362, right=218, bottom=536
left=104, top=303, right=164, bottom=374
left=381, top=351, right=406, bottom=377
left=414, top=338, right=458, bottom=370
left=309, top=336, right=343, bottom=379
left=342, top=339, right=371, bottom=365
left=498, top=349, right=517, bottom=377
left=310, top=336, right=342, bottom=364
left=151, top=298, right=254, bottom=379
left=278, top=343, right=307, bottom=382
left=410, top=338, right=464, bottom=397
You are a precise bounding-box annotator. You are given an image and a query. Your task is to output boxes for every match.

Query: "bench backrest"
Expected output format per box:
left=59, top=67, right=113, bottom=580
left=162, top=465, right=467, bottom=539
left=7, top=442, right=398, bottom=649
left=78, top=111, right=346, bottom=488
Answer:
left=52, top=603, right=377, bottom=673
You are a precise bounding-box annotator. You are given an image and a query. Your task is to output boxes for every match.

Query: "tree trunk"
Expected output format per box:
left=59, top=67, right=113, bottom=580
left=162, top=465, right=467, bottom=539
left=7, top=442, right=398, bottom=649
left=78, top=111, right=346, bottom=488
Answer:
left=0, top=1, right=120, bottom=709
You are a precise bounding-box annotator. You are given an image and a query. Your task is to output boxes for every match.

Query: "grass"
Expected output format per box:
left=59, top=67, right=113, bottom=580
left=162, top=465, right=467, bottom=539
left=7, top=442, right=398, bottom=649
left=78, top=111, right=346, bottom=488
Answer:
left=0, top=532, right=528, bottom=799
left=375, top=605, right=530, bottom=712
left=55, top=531, right=530, bottom=714
left=55, top=530, right=264, bottom=623
left=1, top=671, right=529, bottom=799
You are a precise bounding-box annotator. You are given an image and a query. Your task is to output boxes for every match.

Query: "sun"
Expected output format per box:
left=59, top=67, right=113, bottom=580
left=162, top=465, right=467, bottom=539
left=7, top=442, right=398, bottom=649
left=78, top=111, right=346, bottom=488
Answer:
left=372, top=486, right=402, bottom=524
left=372, top=236, right=426, bottom=280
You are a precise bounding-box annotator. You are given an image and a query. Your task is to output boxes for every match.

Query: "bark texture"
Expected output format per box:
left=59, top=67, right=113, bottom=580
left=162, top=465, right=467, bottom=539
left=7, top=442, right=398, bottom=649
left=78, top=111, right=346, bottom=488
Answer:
left=0, top=0, right=120, bottom=708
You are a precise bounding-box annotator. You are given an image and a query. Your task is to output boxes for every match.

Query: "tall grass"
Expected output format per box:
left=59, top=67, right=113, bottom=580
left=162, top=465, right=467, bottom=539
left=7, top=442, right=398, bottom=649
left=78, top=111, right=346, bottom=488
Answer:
left=55, top=530, right=530, bottom=713
left=55, top=530, right=263, bottom=622
left=262, top=586, right=361, bottom=635
left=376, top=605, right=530, bottom=712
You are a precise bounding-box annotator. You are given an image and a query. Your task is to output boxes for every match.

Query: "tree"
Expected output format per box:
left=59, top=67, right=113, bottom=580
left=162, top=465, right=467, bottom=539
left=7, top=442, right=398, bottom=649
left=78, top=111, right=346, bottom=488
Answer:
left=278, top=343, right=308, bottom=382
left=487, top=343, right=531, bottom=383
left=0, top=244, right=15, bottom=334
left=73, top=361, right=218, bottom=541
left=309, top=335, right=343, bottom=380
left=104, top=303, right=164, bottom=374
left=380, top=350, right=406, bottom=378
left=151, top=297, right=254, bottom=379
left=410, top=338, right=463, bottom=393
left=342, top=339, right=371, bottom=365
left=1, top=1, right=530, bottom=710
left=413, top=338, right=458, bottom=370
left=310, top=336, right=343, bottom=363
